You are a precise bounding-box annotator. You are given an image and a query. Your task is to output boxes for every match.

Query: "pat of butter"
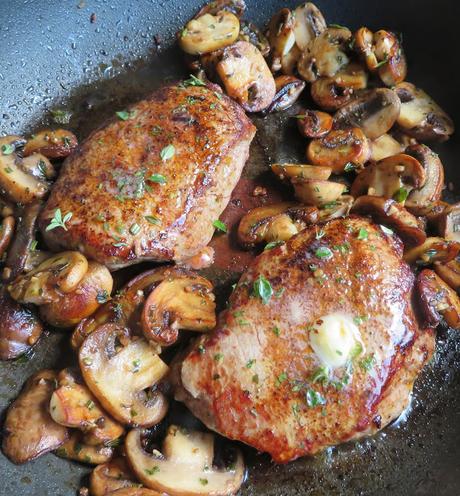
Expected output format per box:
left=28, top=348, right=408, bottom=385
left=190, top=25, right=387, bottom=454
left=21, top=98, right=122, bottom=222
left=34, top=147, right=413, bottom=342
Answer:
left=309, top=313, right=362, bottom=368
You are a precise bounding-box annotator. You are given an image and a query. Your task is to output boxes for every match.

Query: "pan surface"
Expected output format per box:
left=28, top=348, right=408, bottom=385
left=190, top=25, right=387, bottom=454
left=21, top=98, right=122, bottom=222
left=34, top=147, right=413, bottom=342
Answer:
left=1, top=0, right=460, bottom=494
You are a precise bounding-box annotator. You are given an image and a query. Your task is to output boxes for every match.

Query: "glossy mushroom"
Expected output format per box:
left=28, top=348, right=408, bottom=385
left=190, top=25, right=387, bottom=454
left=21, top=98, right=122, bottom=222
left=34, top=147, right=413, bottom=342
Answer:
left=292, top=2, right=327, bottom=51
left=297, top=110, right=333, bottom=139
left=264, top=76, right=305, bottom=114
left=24, top=129, right=78, bottom=159
left=266, top=8, right=296, bottom=72
left=369, top=134, right=403, bottom=162
left=403, top=237, right=460, bottom=265
left=55, top=432, right=114, bottom=465
left=90, top=458, right=140, bottom=496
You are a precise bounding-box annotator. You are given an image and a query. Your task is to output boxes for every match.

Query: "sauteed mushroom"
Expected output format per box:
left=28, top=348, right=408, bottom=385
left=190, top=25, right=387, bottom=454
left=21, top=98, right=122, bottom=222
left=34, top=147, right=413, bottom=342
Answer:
left=311, top=63, right=368, bottom=111
left=298, top=27, right=352, bottom=82
left=350, top=153, right=426, bottom=201
left=0, top=215, right=15, bottom=259
left=264, top=76, right=305, bottom=113
left=212, top=41, right=276, bottom=112
left=79, top=324, right=169, bottom=426
left=270, top=163, right=332, bottom=181
left=179, top=11, right=240, bottom=55
left=24, top=129, right=78, bottom=159
left=297, top=110, right=333, bottom=139
left=8, top=251, right=88, bottom=305
left=370, top=134, right=403, bottom=162
left=125, top=426, right=245, bottom=496
left=395, top=82, right=454, bottom=142
left=2, top=370, right=69, bottom=464
left=22, top=153, right=56, bottom=181
left=50, top=368, right=124, bottom=446
left=266, top=8, right=296, bottom=72
left=351, top=195, right=427, bottom=246
left=434, top=260, right=460, bottom=292
left=431, top=203, right=460, bottom=242
left=56, top=432, right=114, bottom=465
left=404, top=144, right=445, bottom=215
left=280, top=44, right=301, bottom=75
left=317, top=194, right=354, bottom=221
left=195, top=0, right=246, bottom=18
left=403, top=237, right=460, bottom=265
left=0, top=287, right=43, bottom=360
left=141, top=273, right=216, bottom=346
left=292, top=178, right=346, bottom=206
left=90, top=458, right=139, bottom=496
left=307, top=128, right=370, bottom=173
left=333, top=88, right=401, bottom=139
left=292, top=2, right=327, bottom=51
left=40, top=261, right=113, bottom=328
left=237, top=202, right=318, bottom=248
left=238, top=20, right=270, bottom=57
left=417, top=269, right=460, bottom=329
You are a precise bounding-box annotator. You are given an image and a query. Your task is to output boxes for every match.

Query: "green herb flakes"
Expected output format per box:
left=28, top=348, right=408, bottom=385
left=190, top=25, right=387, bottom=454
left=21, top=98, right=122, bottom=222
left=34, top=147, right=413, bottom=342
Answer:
left=252, top=275, right=273, bottom=305
left=212, top=219, right=227, bottom=233
left=45, top=208, right=72, bottom=232
left=145, top=215, right=161, bottom=225
left=160, top=144, right=175, bottom=161
left=129, top=223, right=141, bottom=235
left=393, top=187, right=409, bottom=203
left=1, top=143, right=14, bottom=155
left=246, top=359, right=256, bottom=369
left=96, top=290, right=109, bottom=304
left=315, top=246, right=333, bottom=259
left=306, top=388, right=326, bottom=408
left=183, top=74, right=206, bottom=87
left=264, top=240, right=284, bottom=250
left=357, top=228, right=368, bottom=240
left=149, top=173, right=167, bottom=184
left=145, top=466, right=160, bottom=475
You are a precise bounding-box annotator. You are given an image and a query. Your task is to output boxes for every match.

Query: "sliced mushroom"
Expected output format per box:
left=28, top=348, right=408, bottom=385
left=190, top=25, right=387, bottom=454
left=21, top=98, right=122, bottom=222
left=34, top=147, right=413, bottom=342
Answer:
left=237, top=202, right=318, bottom=248
left=125, top=426, right=245, bottom=496
left=317, top=194, right=354, bottom=221
left=79, top=324, right=169, bottom=427
left=292, top=178, right=346, bottom=206
left=292, top=2, right=327, bottom=51
left=2, top=370, right=69, bottom=464
left=430, top=203, right=460, bottom=242
left=40, top=261, right=113, bottom=328
left=141, top=273, right=216, bottom=346
left=417, top=269, right=460, bottom=329
left=298, top=27, right=352, bottom=82
left=266, top=8, right=296, bottom=72
left=333, top=88, right=401, bottom=139
left=404, top=144, right=445, bottom=214
left=0, top=136, right=49, bottom=204
left=370, top=134, right=404, bottom=162
left=311, top=63, right=368, bottom=111
left=351, top=195, right=427, bottom=246
left=90, top=458, right=140, bottom=496
left=0, top=287, right=43, bottom=360
left=50, top=368, right=124, bottom=446
left=264, top=76, right=305, bottom=114
left=21, top=153, right=56, bottom=181
left=3, top=201, right=42, bottom=283
left=297, top=110, right=333, bottom=139
left=55, top=432, right=114, bottom=465
left=434, top=260, right=460, bottom=292
left=280, top=44, right=301, bottom=75
left=238, top=20, right=270, bottom=57
left=24, top=129, right=78, bottom=159
left=403, top=237, right=460, bottom=265
left=270, top=163, right=332, bottom=181
left=350, top=153, right=426, bottom=202
left=354, top=28, right=406, bottom=86
left=213, top=41, right=276, bottom=112
left=71, top=267, right=177, bottom=350
left=195, top=0, right=246, bottom=18
left=307, top=128, right=371, bottom=173
left=395, top=82, right=454, bottom=142
left=0, top=215, right=15, bottom=259
left=8, top=251, right=89, bottom=305
left=179, top=11, right=240, bottom=55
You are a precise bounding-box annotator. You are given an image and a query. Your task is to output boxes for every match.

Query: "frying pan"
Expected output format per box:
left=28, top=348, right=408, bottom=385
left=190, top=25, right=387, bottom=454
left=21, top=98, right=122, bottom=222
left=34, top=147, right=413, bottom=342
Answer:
left=1, top=0, right=460, bottom=494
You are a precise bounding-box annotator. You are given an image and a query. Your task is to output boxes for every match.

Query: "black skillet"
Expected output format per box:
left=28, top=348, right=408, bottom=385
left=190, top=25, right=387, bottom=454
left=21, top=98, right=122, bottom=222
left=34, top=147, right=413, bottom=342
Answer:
left=1, top=0, right=460, bottom=494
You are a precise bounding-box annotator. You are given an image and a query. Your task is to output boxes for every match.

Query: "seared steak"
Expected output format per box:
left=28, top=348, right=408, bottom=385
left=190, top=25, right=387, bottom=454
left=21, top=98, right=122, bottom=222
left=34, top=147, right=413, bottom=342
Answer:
left=40, top=82, right=256, bottom=269
left=173, top=217, right=435, bottom=462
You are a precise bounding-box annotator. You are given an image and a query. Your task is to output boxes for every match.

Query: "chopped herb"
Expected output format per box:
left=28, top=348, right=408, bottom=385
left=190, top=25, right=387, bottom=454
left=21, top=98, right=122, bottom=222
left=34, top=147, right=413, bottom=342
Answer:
left=182, top=74, right=206, bottom=87
left=116, top=110, right=136, bottom=121
left=380, top=225, right=394, bottom=236
left=148, top=173, right=167, bottom=184
left=214, top=353, right=224, bottom=362
left=315, top=229, right=325, bottom=240
left=130, top=408, right=138, bottom=417
left=30, top=240, right=38, bottom=251
left=357, top=228, right=368, bottom=240
left=1, top=143, right=14, bottom=155
left=85, top=400, right=95, bottom=410
left=306, top=388, right=326, bottom=408
left=214, top=91, right=223, bottom=100
left=310, top=366, right=330, bottom=384
left=145, top=466, right=160, bottom=475
left=113, top=241, right=128, bottom=248
left=264, top=240, right=284, bottom=250
left=374, top=58, right=389, bottom=68
left=160, top=144, right=175, bottom=161
left=344, top=162, right=356, bottom=172
left=252, top=275, right=273, bottom=305
left=129, top=223, right=141, bottom=235
left=350, top=341, right=364, bottom=359
left=272, top=326, right=281, bottom=337
left=96, top=290, right=109, bottom=304
left=321, top=201, right=338, bottom=210
left=276, top=371, right=288, bottom=387
left=393, top=187, right=408, bottom=203
left=4, top=166, right=13, bottom=173
left=82, top=357, right=92, bottom=366
left=51, top=109, right=72, bottom=124
left=212, top=219, right=227, bottom=233
left=45, top=208, right=72, bottom=231
left=145, top=215, right=161, bottom=225
left=315, top=246, right=333, bottom=259
left=199, top=478, right=209, bottom=486
left=151, top=125, right=163, bottom=135
left=132, top=359, right=141, bottom=373
left=353, top=315, right=367, bottom=325
left=329, top=23, right=348, bottom=29
left=198, top=344, right=206, bottom=354
left=252, top=374, right=259, bottom=384
left=246, top=359, right=256, bottom=369
left=359, top=354, right=375, bottom=372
